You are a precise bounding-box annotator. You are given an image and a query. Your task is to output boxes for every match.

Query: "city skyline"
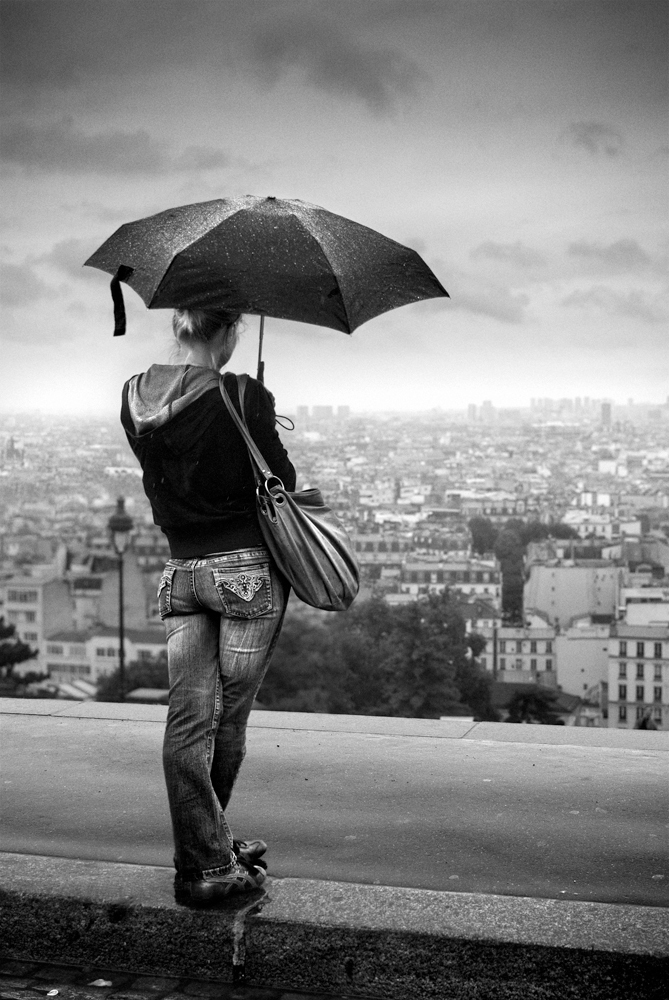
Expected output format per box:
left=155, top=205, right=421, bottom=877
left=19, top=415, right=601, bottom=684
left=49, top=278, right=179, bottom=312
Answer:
left=1, top=0, right=667, bottom=415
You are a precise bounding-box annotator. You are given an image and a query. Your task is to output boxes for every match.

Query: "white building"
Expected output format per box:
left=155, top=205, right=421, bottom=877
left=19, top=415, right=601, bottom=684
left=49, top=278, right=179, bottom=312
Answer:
left=45, top=626, right=166, bottom=685
left=1, top=575, right=75, bottom=675
left=524, top=563, right=617, bottom=627
left=607, top=612, right=668, bottom=730
left=555, top=619, right=610, bottom=698
left=400, top=558, right=500, bottom=605
left=477, top=623, right=557, bottom=687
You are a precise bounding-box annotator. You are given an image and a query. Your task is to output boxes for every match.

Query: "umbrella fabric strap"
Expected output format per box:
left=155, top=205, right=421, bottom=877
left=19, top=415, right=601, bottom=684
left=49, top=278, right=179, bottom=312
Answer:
left=111, top=265, right=134, bottom=336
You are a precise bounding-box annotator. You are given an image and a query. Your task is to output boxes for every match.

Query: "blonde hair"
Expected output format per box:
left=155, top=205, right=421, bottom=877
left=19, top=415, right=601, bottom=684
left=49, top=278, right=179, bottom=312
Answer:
left=172, top=308, right=241, bottom=346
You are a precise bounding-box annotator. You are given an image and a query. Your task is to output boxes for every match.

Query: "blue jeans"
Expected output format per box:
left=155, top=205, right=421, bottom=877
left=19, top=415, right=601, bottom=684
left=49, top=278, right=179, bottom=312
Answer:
left=158, top=547, right=288, bottom=881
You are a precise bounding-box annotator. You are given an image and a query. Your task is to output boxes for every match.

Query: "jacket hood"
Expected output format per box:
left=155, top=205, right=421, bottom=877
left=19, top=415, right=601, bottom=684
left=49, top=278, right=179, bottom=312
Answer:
left=125, top=364, right=221, bottom=437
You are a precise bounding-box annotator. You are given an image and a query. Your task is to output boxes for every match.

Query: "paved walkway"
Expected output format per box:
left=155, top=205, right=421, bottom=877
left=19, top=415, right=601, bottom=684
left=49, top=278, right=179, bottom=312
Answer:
left=2, top=701, right=668, bottom=907
left=0, top=958, right=374, bottom=1000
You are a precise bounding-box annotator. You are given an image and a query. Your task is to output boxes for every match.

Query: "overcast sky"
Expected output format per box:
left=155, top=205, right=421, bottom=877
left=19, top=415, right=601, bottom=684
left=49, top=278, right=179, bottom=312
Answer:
left=1, top=0, right=667, bottom=415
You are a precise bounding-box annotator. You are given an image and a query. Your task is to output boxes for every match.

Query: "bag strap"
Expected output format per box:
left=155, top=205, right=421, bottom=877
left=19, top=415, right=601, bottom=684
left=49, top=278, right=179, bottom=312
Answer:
left=219, top=374, right=275, bottom=484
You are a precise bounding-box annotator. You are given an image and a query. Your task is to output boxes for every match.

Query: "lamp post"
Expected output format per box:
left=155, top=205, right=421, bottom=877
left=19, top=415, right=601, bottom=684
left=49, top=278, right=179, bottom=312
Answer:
left=108, top=496, right=134, bottom=701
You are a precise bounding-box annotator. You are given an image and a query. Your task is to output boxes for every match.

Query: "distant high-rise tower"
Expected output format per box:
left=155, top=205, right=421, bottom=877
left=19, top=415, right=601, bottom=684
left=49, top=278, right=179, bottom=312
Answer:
left=467, top=403, right=477, bottom=422
left=601, top=402, right=612, bottom=426
left=337, top=405, right=351, bottom=420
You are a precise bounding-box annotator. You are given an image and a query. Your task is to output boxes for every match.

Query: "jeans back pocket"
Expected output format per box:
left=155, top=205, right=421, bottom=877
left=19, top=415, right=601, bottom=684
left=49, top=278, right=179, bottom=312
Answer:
left=157, top=564, right=176, bottom=619
left=213, top=567, right=273, bottom=619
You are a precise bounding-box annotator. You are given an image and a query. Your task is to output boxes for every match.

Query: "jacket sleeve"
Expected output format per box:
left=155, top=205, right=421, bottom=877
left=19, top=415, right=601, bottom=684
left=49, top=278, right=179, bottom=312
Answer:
left=245, top=378, right=297, bottom=491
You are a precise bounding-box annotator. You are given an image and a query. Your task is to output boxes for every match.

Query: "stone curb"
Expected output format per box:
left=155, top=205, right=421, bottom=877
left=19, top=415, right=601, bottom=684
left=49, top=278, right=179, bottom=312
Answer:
left=0, top=853, right=667, bottom=1000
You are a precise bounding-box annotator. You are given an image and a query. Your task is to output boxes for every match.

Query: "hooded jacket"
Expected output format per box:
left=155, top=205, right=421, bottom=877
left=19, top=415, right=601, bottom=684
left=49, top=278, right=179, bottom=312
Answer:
left=121, top=365, right=296, bottom=558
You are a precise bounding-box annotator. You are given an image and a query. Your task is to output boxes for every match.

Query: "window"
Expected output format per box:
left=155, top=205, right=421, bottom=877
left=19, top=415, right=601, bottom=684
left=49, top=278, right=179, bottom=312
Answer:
left=618, top=684, right=627, bottom=701
left=96, top=648, right=106, bottom=656
left=636, top=706, right=645, bottom=721
left=530, top=640, right=537, bottom=653
left=378, top=542, right=387, bottom=553
left=546, top=641, right=553, bottom=654
left=516, top=640, right=523, bottom=653
left=654, top=643, right=662, bottom=660
left=499, top=640, right=506, bottom=653
left=654, top=687, right=662, bottom=703
left=530, top=658, right=537, bottom=670
left=46, top=644, right=63, bottom=655
left=25, top=611, right=36, bottom=623
left=7, top=589, right=38, bottom=603
left=515, top=658, right=522, bottom=669
left=636, top=663, right=645, bottom=680
left=619, top=705, right=627, bottom=721
left=636, top=685, right=644, bottom=702
left=619, top=640, right=627, bottom=657
left=410, top=572, right=418, bottom=583
left=107, top=647, right=117, bottom=656
left=499, top=658, right=506, bottom=670
left=636, top=642, right=645, bottom=658
left=23, top=632, right=38, bottom=642
left=480, top=657, right=487, bottom=669
left=619, top=663, right=627, bottom=679
left=655, top=664, right=662, bottom=681
left=545, top=659, right=553, bottom=671
left=137, top=650, right=153, bottom=662
left=653, top=707, right=662, bottom=723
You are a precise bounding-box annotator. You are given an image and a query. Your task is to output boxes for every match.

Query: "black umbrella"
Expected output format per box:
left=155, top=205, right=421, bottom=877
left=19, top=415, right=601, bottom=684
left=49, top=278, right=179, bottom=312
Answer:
left=85, top=195, right=448, bottom=377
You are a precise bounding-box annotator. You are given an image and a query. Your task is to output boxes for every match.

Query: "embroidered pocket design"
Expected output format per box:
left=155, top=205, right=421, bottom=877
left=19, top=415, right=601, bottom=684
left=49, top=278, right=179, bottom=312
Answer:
left=221, top=573, right=264, bottom=602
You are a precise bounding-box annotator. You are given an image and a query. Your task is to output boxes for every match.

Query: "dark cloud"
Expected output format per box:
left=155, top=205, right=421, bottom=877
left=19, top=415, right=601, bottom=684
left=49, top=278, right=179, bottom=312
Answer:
left=38, top=239, right=99, bottom=281
left=0, top=118, right=228, bottom=175
left=452, top=285, right=529, bottom=324
left=561, top=285, right=667, bottom=324
left=0, top=262, right=53, bottom=306
left=248, top=15, right=425, bottom=113
left=567, top=239, right=651, bottom=272
left=471, top=241, right=546, bottom=268
left=560, top=121, right=623, bottom=157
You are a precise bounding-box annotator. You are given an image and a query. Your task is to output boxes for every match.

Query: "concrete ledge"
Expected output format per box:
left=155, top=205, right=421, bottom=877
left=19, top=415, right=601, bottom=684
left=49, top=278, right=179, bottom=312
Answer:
left=3, top=698, right=668, bottom=749
left=1, top=853, right=667, bottom=1000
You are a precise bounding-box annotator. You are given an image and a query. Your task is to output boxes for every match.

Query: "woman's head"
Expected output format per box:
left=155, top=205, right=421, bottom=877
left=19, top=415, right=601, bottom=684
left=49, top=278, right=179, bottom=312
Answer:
left=172, top=308, right=242, bottom=369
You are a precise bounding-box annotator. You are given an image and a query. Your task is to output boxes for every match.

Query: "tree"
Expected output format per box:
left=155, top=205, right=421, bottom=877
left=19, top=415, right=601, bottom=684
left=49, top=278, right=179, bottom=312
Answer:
left=494, top=526, right=525, bottom=624
left=259, top=591, right=495, bottom=720
left=468, top=517, right=498, bottom=556
left=0, top=617, right=42, bottom=696
left=97, top=650, right=169, bottom=702
left=505, top=688, right=562, bottom=725
left=0, top=617, right=39, bottom=671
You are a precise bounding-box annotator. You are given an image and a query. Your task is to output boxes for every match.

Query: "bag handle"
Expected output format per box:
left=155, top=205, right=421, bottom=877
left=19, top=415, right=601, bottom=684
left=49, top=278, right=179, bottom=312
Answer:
left=219, top=374, right=279, bottom=487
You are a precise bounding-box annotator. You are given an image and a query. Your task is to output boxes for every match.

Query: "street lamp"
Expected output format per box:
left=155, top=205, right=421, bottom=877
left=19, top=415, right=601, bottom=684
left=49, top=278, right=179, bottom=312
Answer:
left=108, top=496, right=134, bottom=701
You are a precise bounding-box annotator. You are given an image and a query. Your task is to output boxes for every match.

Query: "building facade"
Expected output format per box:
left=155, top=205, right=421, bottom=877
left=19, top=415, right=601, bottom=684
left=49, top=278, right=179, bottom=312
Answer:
left=607, top=625, right=668, bottom=729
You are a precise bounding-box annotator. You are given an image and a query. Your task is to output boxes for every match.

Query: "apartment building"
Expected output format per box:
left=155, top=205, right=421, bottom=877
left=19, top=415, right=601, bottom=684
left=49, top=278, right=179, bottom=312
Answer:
left=400, top=559, right=500, bottom=604
left=45, top=626, right=166, bottom=684
left=477, top=623, right=557, bottom=687
left=2, top=576, right=74, bottom=675
left=607, top=619, right=668, bottom=730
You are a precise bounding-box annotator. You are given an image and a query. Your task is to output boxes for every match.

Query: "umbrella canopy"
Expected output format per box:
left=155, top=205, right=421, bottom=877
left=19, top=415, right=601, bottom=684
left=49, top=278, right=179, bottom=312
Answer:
left=84, top=195, right=448, bottom=337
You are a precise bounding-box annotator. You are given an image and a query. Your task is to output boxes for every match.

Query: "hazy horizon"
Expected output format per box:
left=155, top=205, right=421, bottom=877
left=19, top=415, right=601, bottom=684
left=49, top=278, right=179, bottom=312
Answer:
left=2, top=0, right=667, bottom=417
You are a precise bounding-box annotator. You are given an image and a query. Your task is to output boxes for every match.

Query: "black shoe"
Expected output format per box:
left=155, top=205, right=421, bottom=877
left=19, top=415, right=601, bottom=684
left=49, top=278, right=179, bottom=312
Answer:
left=233, top=838, right=268, bottom=870
left=175, top=861, right=266, bottom=905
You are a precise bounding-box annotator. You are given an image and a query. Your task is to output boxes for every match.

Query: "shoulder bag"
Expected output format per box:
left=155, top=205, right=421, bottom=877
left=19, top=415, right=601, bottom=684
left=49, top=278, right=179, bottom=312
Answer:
left=219, top=374, right=360, bottom=612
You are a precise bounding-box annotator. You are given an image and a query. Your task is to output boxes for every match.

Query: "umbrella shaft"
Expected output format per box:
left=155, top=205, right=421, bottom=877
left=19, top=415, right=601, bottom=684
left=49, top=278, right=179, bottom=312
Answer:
left=257, top=314, right=265, bottom=383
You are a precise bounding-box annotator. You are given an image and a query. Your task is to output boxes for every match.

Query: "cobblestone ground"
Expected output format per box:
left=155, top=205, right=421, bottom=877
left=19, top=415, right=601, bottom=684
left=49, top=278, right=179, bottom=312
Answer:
left=0, top=960, right=379, bottom=1000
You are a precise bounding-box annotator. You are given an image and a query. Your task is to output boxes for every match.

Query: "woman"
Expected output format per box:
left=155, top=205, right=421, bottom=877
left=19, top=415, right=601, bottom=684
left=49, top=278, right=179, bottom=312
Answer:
left=121, top=308, right=295, bottom=905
